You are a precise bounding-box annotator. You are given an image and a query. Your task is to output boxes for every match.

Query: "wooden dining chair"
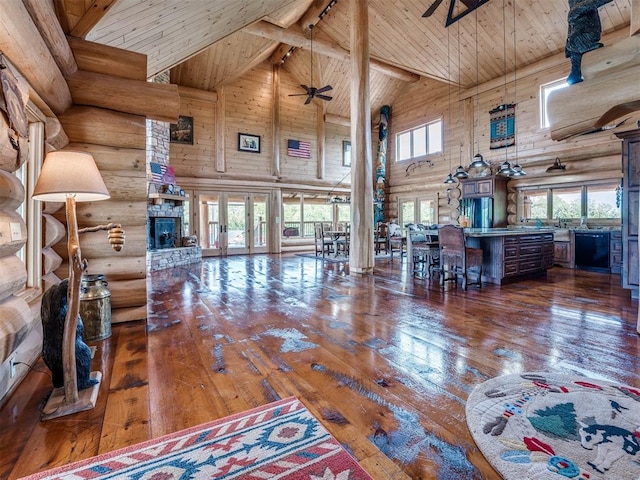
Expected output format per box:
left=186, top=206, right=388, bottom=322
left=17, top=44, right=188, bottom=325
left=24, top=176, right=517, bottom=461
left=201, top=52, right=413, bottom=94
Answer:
left=374, top=222, right=389, bottom=254
left=439, top=225, right=482, bottom=290
left=314, top=223, right=333, bottom=257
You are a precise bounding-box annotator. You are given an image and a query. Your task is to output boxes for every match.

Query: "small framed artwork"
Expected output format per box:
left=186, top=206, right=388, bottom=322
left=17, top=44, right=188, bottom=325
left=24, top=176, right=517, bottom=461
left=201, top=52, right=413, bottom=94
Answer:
left=342, top=140, right=351, bottom=167
left=238, top=133, right=260, bottom=153
left=170, top=115, right=194, bottom=144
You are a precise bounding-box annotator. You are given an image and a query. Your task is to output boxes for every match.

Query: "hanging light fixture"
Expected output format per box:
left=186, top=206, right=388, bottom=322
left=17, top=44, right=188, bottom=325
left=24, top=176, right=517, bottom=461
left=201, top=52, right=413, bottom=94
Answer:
left=546, top=157, right=566, bottom=172
left=452, top=22, right=468, bottom=179
left=453, top=164, right=468, bottom=178
left=443, top=19, right=458, bottom=185
left=467, top=8, right=489, bottom=171
left=509, top=0, right=525, bottom=177
left=497, top=0, right=514, bottom=178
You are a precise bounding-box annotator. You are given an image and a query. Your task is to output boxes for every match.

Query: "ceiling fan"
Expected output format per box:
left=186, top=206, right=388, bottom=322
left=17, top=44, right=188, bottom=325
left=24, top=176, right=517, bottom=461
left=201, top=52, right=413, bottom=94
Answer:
left=422, top=0, right=490, bottom=26
left=288, top=24, right=333, bottom=105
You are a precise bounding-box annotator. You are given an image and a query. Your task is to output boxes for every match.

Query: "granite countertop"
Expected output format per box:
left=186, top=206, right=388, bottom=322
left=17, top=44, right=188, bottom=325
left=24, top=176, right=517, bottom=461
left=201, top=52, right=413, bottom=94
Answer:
left=464, top=227, right=556, bottom=237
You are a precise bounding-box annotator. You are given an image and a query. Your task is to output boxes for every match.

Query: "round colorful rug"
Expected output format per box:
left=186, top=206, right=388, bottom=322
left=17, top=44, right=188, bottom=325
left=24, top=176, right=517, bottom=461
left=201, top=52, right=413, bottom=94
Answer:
left=466, top=372, right=640, bottom=479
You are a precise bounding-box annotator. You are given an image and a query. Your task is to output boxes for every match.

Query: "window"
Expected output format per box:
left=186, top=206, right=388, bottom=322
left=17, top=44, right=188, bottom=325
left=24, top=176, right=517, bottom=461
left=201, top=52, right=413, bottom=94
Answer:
left=587, top=183, right=621, bottom=219
left=552, top=186, right=582, bottom=219
left=520, top=181, right=621, bottom=222
left=540, top=79, right=569, bottom=129
left=282, top=192, right=350, bottom=238
left=398, top=196, right=437, bottom=227
left=395, top=120, right=442, bottom=161
left=523, top=189, right=548, bottom=221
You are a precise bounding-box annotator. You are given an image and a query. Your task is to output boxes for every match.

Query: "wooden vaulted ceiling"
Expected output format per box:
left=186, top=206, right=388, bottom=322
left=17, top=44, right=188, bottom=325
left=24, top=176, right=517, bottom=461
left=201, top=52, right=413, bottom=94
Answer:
left=54, top=0, right=633, bottom=118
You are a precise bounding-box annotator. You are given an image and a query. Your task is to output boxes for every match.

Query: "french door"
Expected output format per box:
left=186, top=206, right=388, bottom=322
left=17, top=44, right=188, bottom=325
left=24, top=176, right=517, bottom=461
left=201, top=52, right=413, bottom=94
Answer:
left=197, top=191, right=268, bottom=256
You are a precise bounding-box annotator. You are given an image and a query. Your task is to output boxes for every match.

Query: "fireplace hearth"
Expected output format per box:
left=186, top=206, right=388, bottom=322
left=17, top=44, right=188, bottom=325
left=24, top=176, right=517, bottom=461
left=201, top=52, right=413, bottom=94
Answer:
left=149, top=217, right=181, bottom=250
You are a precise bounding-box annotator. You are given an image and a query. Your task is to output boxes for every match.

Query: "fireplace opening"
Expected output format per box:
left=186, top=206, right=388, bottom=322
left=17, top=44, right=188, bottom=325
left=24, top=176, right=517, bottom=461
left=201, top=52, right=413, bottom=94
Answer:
left=149, top=217, right=182, bottom=250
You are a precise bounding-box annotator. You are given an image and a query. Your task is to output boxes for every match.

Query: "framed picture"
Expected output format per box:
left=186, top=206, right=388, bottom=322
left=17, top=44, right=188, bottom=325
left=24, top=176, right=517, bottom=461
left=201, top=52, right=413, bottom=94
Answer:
left=170, top=115, right=194, bottom=144
left=342, top=140, right=351, bottom=167
left=238, top=133, right=260, bottom=153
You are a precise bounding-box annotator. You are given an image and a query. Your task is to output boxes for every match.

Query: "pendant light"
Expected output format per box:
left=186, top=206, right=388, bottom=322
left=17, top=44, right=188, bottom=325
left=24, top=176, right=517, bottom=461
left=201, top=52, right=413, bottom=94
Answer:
left=498, top=0, right=514, bottom=177
left=443, top=20, right=457, bottom=185
left=468, top=8, right=488, bottom=171
left=508, top=0, right=525, bottom=177
left=452, top=22, right=468, bottom=179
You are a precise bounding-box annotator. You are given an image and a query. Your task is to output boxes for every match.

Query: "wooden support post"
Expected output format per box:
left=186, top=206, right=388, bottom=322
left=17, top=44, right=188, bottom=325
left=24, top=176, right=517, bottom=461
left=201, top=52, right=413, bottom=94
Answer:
left=349, top=0, right=374, bottom=274
left=272, top=64, right=281, bottom=178
left=317, top=103, right=325, bottom=180
left=216, top=87, right=226, bottom=173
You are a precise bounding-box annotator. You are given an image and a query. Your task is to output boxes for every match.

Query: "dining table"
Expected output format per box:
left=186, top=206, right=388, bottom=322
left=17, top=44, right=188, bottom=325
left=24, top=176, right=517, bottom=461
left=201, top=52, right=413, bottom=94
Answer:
left=323, top=230, right=348, bottom=257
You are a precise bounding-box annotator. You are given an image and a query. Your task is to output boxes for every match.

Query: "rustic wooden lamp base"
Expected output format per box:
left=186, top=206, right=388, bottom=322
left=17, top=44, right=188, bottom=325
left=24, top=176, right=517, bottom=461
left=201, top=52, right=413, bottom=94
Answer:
left=41, top=371, right=102, bottom=421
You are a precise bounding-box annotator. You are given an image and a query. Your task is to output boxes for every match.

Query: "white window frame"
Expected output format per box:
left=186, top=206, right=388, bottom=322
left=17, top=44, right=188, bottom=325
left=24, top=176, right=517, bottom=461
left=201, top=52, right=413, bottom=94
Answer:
left=540, top=78, right=569, bottom=129
left=395, top=119, right=442, bottom=162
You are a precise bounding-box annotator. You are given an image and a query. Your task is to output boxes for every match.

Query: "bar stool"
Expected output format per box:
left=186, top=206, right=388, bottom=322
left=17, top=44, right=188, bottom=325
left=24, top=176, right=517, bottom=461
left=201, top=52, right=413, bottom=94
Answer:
left=439, top=225, right=482, bottom=290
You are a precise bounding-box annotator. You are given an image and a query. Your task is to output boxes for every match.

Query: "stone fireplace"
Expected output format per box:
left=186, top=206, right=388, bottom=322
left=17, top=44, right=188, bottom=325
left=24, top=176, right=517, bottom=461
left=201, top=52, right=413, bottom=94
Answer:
left=149, top=216, right=181, bottom=249
left=146, top=196, right=201, bottom=272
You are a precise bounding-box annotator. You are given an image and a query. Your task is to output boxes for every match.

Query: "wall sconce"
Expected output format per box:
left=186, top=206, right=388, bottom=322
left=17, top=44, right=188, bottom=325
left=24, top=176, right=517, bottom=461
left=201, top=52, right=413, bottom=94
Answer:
left=32, top=151, right=124, bottom=420
left=546, top=157, right=566, bottom=173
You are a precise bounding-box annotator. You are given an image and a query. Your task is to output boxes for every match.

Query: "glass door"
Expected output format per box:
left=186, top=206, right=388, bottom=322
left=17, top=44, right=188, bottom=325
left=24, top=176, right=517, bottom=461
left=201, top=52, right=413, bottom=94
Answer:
left=197, top=191, right=269, bottom=256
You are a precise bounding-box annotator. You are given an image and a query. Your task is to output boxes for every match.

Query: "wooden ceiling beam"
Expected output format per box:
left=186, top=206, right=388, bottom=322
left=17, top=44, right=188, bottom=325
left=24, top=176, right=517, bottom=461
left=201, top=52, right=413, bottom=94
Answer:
left=269, top=43, right=295, bottom=65
left=299, top=0, right=331, bottom=33
left=70, top=0, right=118, bottom=39
left=0, top=1, right=72, bottom=114
left=23, top=0, right=77, bottom=77
left=244, top=20, right=420, bottom=83
left=632, top=0, right=640, bottom=36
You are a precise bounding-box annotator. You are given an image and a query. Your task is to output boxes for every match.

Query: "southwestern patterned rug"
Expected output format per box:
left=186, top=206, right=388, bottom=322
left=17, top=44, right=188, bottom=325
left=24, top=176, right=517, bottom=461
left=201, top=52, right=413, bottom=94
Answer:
left=466, top=372, right=640, bottom=479
left=21, top=397, right=373, bottom=479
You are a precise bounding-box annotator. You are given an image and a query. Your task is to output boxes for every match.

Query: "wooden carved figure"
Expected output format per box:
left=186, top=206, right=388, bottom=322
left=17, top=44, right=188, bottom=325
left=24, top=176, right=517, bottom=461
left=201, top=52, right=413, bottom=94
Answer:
left=565, top=0, right=614, bottom=84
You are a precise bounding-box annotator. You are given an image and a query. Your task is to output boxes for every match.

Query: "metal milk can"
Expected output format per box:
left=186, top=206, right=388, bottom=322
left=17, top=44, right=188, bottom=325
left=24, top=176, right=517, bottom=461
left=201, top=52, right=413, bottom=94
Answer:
left=79, top=274, right=112, bottom=341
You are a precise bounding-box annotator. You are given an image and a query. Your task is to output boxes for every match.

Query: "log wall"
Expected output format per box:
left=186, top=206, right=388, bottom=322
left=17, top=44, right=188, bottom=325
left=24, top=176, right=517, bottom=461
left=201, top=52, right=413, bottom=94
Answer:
left=387, top=57, right=624, bottom=225
left=55, top=115, right=148, bottom=324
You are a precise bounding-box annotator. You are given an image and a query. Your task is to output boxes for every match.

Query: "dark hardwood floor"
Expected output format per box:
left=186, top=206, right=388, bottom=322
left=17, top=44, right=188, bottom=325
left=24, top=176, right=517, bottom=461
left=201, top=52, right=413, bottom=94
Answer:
left=1, top=254, right=639, bottom=479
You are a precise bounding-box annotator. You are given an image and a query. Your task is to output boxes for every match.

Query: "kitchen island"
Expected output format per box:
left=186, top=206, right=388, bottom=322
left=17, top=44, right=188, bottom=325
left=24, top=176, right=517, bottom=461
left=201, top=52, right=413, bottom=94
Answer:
left=464, top=228, right=555, bottom=284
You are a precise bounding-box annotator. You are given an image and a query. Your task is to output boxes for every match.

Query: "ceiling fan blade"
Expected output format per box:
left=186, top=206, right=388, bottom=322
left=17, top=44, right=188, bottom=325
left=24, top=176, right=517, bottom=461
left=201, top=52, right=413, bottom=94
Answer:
left=288, top=93, right=309, bottom=96
left=422, top=0, right=444, bottom=17
left=315, top=85, right=333, bottom=94
left=316, top=94, right=333, bottom=101
left=304, top=96, right=313, bottom=105
left=300, top=84, right=310, bottom=92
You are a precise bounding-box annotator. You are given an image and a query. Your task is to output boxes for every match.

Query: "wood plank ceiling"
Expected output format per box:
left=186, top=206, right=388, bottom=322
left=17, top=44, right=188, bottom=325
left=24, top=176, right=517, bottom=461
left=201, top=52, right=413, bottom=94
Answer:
left=54, top=0, right=633, bottom=119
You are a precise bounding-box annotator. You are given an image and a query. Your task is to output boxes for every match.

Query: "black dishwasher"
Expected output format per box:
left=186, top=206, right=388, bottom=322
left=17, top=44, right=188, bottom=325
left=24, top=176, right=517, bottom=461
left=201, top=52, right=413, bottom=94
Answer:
left=574, top=231, right=610, bottom=273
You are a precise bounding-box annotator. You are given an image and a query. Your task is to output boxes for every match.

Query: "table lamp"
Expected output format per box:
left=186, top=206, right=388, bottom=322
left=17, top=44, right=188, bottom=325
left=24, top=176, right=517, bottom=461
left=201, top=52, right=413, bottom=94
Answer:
left=32, top=151, right=110, bottom=419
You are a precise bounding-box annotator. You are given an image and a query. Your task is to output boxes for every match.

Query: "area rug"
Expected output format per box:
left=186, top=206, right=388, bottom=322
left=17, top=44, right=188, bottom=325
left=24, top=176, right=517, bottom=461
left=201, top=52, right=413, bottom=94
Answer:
left=21, top=397, right=373, bottom=480
left=466, top=372, right=640, bottom=479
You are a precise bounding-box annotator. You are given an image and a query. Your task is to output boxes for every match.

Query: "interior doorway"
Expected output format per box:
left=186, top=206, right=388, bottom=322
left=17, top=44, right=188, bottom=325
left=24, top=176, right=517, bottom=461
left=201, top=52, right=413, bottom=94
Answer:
left=196, top=191, right=268, bottom=256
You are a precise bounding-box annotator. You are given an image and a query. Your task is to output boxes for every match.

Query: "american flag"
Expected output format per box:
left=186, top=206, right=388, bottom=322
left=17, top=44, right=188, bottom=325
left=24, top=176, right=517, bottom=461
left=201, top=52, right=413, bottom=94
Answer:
left=287, top=139, right=311, bottom=158
left=150, top=162, right=167, bottom=184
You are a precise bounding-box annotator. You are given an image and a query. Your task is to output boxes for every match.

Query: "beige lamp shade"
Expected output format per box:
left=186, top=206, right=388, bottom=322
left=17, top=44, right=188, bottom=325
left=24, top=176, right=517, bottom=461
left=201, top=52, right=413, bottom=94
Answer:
left=33, top=151, right=110, bottom=202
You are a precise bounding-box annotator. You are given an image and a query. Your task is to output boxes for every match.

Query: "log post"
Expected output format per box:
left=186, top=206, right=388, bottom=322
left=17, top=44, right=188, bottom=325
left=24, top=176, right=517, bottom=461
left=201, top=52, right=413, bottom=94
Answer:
left=272, top=65, right=281, bottom=177
left=317, top=103, right=325, bottom=180
left=349, top=0, right=374, bottom=274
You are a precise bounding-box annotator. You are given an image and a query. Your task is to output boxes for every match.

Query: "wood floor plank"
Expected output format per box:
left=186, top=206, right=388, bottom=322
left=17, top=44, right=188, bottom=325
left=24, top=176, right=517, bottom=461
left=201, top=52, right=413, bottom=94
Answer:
left=1, top=255, right=639, bottom=479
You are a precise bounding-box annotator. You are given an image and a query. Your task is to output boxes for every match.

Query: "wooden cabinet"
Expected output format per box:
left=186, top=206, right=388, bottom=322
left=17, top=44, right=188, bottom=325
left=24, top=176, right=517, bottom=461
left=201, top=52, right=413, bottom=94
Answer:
left=617, top=130, right=640, bottom=295
left=554, top=240, right=574, bottom=268
left=460, top=176, right=508, bottom=199
left=466, top=232, right=554, bottom=284
left=610, top=229, right=622, bottom=275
